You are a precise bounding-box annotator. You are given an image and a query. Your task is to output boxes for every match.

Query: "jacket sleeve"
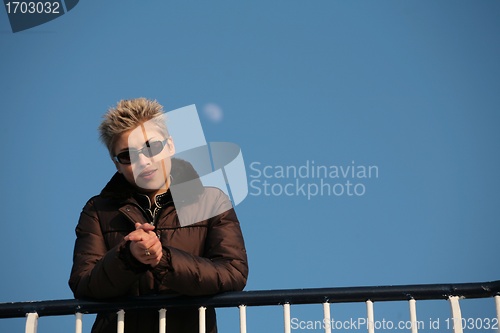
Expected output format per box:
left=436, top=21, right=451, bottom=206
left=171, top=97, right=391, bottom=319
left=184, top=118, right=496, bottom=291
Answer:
left=152, top=207, right=249, bottom=296
left=68, top=198, right=148, bottom=299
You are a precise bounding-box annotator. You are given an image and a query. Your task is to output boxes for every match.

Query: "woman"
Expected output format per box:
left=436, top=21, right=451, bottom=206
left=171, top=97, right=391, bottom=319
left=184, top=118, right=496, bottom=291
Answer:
left=69, top=98, right=248, bottom=333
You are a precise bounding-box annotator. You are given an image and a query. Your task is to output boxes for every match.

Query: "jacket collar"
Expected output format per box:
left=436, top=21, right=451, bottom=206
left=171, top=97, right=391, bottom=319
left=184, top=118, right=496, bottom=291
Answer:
left=100, top=157, right=204, bottom=204
left=100, top=172, right=136, bottom=201
left=133, top=190, right=174, bottom=210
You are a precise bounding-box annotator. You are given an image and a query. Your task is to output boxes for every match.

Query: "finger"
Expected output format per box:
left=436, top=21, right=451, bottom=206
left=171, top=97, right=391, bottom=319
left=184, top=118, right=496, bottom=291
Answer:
left=130, top=242, right=159, bottom=265
left=143, top=249, right=157, bottom=263
left=146, top=249, right=162, bottom=267
left=129, top=237, right=159, bottom=256
left=135, top=223, right=155, bottom=232
left=152, top=241, right=162, bottom=254
left=138, top=242, right=162, bottom=267
left=126, top=232, right=145, bottom=242
left=126, top=228, right=152, bottom=242
left=144, top=240, right=162, bottom=256
left=144, top=242, right=161, bottom=257
left=140, top=237, right=161, bottom=251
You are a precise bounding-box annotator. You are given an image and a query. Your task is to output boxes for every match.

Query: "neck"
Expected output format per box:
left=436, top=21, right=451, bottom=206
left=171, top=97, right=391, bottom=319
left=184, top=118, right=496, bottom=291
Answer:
left=145, top=176, right=171, bottom=205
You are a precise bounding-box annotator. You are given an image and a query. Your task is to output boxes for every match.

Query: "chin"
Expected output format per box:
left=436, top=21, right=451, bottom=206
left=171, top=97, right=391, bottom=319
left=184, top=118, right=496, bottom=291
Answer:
left=135, top=179, right=168, bottom=192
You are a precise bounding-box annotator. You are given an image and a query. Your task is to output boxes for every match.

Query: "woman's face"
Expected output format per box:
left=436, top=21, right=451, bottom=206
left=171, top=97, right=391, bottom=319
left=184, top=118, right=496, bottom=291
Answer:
left=113, top=121, right=175, bottom=195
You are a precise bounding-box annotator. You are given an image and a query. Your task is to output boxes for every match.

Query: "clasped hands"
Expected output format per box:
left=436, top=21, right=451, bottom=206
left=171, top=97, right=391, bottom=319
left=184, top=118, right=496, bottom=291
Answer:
left=124, top=223, right=162, bottom=267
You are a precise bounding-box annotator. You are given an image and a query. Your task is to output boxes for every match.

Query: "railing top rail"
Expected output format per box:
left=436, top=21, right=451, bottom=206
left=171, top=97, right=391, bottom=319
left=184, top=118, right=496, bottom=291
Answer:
left=1, top=280, right=498, bottom=319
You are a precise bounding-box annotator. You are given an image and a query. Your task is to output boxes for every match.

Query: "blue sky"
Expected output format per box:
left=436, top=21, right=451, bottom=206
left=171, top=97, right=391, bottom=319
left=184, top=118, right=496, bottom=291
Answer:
left=1, top=1, right=499, bottom=332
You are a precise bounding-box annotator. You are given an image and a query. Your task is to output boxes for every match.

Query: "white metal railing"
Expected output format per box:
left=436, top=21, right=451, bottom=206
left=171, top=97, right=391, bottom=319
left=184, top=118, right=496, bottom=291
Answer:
left=0, top=280, right=498, bottom=333
left=69, top=295, right=499, bottom=333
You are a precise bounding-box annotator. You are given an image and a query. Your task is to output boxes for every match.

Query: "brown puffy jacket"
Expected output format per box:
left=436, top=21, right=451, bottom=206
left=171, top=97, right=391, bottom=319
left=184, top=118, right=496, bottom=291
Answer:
left=68, top=159, right=249, bottom=333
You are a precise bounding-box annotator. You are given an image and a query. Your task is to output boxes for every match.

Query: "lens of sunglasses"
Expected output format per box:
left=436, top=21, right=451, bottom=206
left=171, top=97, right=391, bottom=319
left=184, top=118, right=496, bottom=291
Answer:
left=115, top=151, right=131, bottom=164
left=142, top=141, right=165, bottom=158
left=114, top=140, right=166, bottom=164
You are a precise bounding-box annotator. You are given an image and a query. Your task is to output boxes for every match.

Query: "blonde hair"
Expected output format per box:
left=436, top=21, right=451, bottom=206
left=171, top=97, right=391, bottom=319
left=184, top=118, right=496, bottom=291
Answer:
left=98, top=98, right=169, bottom=156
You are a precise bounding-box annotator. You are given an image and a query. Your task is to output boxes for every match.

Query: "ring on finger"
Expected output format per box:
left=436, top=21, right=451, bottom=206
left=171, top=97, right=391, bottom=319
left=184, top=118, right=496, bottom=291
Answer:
left=145, top=249, right=151, bottom=256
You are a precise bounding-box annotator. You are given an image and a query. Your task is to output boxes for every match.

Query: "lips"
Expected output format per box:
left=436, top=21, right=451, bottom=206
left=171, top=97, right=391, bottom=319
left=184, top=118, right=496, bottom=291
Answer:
left=139, top=169, right=157, bottom=179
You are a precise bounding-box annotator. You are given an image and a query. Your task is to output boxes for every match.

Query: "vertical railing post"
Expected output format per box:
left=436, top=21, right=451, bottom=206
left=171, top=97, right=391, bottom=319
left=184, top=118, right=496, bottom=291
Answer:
left=199, top=306, right=206, bottom=333
left=409, top=299, right=418, bottom=333
left=323, top=302, right=331, bottom=333
left=283, top=303, right=291, bottom=333
left=75, top=312, right=83, bottom=333
left=239, top=305, right=247, bottom=333
left=159, top=309, right=167, bottom=333
left=25, top=312, right=38, bottom=333
left=449, top=296, right=463, bottom=333
left=117, top=310, right=125, bottom=333
left=495, top=296, right=500, bottom=333
left=366, top=300, right=374, bottom=333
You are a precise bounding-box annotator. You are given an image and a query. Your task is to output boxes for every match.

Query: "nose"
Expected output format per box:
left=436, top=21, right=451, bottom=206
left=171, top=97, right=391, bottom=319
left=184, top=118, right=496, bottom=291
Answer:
left=135, top=151, right=152, bottom=166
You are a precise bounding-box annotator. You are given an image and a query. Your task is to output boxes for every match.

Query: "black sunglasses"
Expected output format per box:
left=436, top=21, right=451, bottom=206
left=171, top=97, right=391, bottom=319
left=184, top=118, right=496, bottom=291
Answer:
left=113, top=139, right=169, bottom=165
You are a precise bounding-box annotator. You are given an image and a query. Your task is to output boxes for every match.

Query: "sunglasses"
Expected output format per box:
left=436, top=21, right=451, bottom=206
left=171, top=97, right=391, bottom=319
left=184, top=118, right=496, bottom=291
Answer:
left=113, top=139, right=169, bottom=165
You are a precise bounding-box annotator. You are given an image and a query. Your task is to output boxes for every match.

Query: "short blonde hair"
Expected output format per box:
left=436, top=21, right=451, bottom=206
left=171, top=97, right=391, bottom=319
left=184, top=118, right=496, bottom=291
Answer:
left=98, top=98, right=169, bottom=156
